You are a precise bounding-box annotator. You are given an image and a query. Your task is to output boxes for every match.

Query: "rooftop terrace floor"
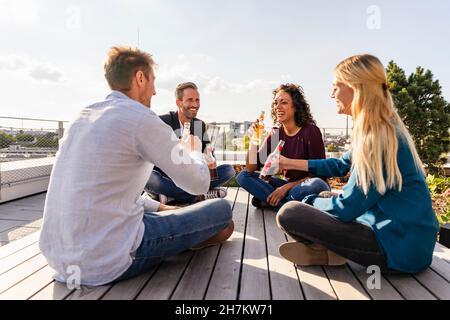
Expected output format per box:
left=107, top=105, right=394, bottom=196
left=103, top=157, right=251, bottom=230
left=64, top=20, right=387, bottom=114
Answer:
left=0, top=188, right=450, bottom=300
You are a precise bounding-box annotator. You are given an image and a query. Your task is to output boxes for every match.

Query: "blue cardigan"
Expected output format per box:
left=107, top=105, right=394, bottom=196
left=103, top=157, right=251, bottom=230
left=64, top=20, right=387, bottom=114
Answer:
left=304, top=136, right=439, bottom=273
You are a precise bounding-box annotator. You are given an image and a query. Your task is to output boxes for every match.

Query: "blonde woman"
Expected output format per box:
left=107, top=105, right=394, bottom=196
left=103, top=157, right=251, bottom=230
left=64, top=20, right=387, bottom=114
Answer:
left=276, top=54, right=439, bottom=274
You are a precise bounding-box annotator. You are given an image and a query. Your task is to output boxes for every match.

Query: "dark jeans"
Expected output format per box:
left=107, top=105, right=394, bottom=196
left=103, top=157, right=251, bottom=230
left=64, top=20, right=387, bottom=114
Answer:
left=276, top=201, right=398, bottom=273
left=145, top=164, right=236, bottom=203
left=236, top=170, right=330, bottom=211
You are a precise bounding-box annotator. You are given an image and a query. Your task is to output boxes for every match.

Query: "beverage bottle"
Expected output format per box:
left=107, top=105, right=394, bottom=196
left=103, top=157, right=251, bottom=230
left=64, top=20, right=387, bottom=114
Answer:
left=259, top=140, right=285, bottom=180
left=204, top=144, right=219, bottom=181
left=249, top=111, right=265, bottom=145
left=181, top=122, right=191, bottom=143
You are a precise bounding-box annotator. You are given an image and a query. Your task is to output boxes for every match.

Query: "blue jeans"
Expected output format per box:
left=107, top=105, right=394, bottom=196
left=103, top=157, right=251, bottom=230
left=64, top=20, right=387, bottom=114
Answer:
left=114, top=198, right=232, bottom=282
left=236, top=171, right=330, bottom=211
left=145, top=164, right=236, bottom=203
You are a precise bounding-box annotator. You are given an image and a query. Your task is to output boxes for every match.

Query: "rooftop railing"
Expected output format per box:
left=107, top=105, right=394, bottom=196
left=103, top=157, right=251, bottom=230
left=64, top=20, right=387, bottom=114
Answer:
left=0, top=116, right=353, bottom=202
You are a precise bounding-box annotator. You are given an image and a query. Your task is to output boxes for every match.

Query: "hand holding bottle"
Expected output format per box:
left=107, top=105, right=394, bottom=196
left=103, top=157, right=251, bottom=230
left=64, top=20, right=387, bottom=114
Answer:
left=180, top=134, right=202, bottom=154
left=204, top=144, right=219, bottom=181
left=260, top=140, right=285, bottom=181
left=247, top=111, right=265, bottom=146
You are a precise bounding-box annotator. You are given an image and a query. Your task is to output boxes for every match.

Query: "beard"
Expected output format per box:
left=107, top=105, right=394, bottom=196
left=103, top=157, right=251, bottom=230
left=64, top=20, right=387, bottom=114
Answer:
left=183, top=108, right=196, bottom=119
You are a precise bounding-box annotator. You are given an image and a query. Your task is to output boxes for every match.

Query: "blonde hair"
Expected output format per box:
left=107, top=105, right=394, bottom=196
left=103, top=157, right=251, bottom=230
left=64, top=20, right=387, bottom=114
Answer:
left=104, top=46, right=155, bottom=91
left=335, top=54, right=425, bottom=195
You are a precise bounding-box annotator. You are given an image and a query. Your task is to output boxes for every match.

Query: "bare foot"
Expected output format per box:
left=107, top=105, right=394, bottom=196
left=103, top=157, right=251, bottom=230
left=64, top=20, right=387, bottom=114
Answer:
left=191, top=221, right=235, bottom=250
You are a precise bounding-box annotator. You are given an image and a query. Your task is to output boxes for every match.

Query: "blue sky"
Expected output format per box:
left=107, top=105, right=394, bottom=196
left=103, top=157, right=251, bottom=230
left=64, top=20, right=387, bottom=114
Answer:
left=1, top=0, right=449, bottom=129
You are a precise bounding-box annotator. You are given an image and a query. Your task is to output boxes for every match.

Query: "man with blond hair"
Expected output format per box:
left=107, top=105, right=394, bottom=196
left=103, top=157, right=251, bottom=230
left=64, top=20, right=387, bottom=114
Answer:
left=39, top=46, right=234, bottom=286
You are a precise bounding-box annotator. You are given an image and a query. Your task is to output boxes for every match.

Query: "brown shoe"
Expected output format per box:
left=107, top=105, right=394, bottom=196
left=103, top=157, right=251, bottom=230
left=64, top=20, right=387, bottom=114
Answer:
left=191, top=220, right=235, bottom=251
left=279, top=241, right=347, bottom=266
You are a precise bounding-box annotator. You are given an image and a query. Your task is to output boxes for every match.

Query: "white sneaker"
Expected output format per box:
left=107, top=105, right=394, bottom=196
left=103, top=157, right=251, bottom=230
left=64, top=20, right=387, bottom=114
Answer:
left=202, top=187, right=227, bottom=200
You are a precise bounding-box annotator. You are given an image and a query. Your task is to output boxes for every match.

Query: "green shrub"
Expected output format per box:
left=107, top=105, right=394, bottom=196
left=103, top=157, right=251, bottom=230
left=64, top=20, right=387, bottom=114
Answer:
left=426, top=175, right=450, bottom=226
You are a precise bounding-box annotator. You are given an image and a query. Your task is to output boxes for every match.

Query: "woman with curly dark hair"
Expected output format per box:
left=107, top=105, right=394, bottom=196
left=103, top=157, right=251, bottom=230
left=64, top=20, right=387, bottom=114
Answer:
left=237, top=83, right=330, bottom=210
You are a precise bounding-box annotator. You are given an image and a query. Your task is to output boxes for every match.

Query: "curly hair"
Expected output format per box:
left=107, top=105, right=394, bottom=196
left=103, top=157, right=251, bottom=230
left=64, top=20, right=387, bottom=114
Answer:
left=271, top=83, right=316, bottom=127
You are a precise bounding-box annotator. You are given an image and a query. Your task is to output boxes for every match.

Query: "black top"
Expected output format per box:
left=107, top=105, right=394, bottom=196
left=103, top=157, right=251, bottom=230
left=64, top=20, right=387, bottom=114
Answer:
left=159, top=111, right=211, bottom=152
left=154, top=111, right=211, bottom=177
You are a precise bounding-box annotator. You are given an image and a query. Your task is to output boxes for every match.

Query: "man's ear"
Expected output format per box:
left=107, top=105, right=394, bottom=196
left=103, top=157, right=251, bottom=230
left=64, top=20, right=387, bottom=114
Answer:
left=175, top=99, right=182, bottom=108
left=135, top=70, right=144, bottom=87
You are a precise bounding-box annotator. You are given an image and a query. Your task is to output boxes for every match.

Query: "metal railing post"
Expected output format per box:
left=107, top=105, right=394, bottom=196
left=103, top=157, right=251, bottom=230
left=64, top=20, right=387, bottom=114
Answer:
left=58, top=121, right=64, bottom=140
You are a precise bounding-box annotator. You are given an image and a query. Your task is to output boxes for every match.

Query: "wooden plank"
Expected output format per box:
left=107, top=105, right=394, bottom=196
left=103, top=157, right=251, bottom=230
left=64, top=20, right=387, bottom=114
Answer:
left=0, top=202, right=44, bottom=212
left=0, top=265, right=54, bottom=300
left=413, top=269, right=450, bottom=300
left=239, top=193, right=271, bottom=300
left=284, top=234, right=337, bottom=300
left=297, top=266, right=337, bottom=300
left=324, top=265, right=370, bottom=300
left=263, top=208, right=303, bottom=300
left=0, top=209, right=43, bottom=222
left=29, top=281, right=75, bottom=300
left=102, top=267, right=158, bottom=300
left=0, top=231, right=40, bottom=260
left=136, top=251, right=194, bottom=300
left=66, top=284, right=112, bottom=300
left=0, top=253, right=48, bottom=293
left=0, top=242, right=41, bottom=275
left=386, top=274, right=437, bottom=300
left=430, top=255, right=450, bottom=282
left=20, top=219, right=42, bottom=229
left=174, top=188, right=239, bottom=300
left=205, top=188, right=245, bottom=300
left=1, top=195, right=46, bottom=209
left=434, top=243, right=450, bottom=264
left=0, top=226, right=39, bottom=244
left=0, top=220, right=25, bottom=233
left=172, top=246, right=220, bottom=300
left=346, top=261, right=403, bottom=300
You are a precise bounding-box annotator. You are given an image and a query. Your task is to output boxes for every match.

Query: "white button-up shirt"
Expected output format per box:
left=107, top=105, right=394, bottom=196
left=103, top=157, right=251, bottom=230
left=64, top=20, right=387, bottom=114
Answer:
left=39, top=91, right=210, bottom=286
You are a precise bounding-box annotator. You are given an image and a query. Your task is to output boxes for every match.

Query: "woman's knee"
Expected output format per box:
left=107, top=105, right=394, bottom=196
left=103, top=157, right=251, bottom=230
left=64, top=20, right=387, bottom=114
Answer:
left=220, top=164, right=236, bottom=180
left=276, top=201, right=309, bottom=230
left=290, top=178, right=330, bottom=200
left=236, top=170, right=255, bottom=187
left=308, top=178, right=331, bottom=193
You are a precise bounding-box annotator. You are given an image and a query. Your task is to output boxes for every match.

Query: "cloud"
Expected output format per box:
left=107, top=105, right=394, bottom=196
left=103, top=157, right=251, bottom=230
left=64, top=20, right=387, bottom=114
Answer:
left=0, top=54, right=63, bottom=83
left=156, top=54, right=289, bottom=95
left=0, top=55, right=27, bottom=71
left=29, top=64, right=63, bottom=82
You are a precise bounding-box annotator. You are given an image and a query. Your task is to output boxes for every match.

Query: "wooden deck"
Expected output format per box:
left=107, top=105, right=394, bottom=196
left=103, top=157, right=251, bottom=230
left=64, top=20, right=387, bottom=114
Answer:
left=0, top=188, right=449, bottom=300
left=0, top=193, right=44, bottom=247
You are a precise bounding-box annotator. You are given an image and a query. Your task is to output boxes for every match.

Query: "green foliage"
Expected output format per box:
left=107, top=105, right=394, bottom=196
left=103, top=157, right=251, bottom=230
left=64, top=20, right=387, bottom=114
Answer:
left=426, top=175, right=450, bottom=195
left=0, top=132, right=16, bottom=148
left=426, top=175, right=450, bottom=225
left=15, top=133, right=35, bottom=142
left=387, top=61, right=450, bottom=174
left=33, top=136, right=59, bottom=148
left=327, top=144, right=338, bottom=152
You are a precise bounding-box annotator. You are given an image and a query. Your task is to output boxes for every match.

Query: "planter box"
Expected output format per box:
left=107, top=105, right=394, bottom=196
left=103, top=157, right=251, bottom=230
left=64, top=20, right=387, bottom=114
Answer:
left=440, top=223, right=450, bottom=249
